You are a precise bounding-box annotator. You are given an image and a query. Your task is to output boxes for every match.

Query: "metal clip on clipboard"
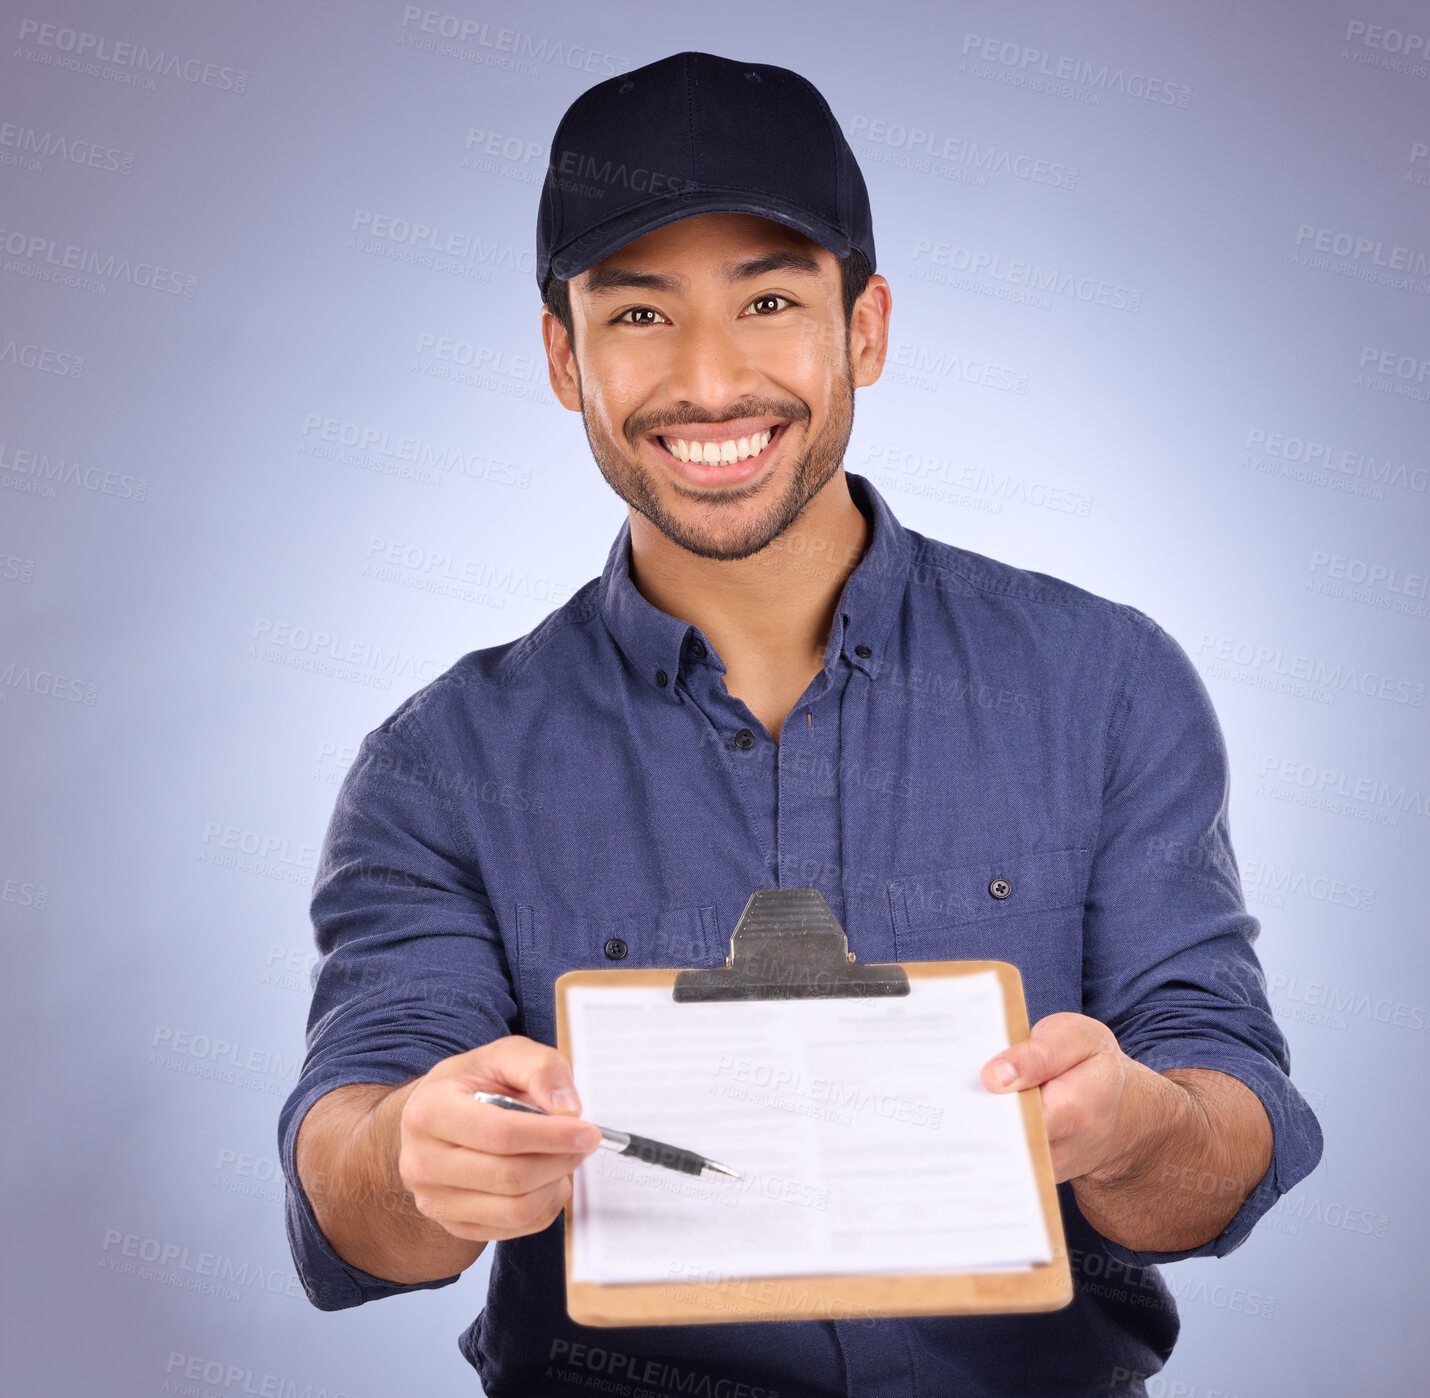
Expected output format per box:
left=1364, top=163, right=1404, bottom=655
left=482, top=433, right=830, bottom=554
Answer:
left=672, top=887, right=909, bottom=1002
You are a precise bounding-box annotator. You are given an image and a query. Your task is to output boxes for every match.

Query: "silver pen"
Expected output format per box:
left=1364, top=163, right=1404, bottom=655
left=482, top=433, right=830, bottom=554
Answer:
left=472, top=1091, right=742, bottom=1180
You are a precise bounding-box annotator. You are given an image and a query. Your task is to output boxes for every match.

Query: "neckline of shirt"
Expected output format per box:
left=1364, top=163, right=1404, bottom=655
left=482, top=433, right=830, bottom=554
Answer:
left=597, top=471, right=913, bottom=699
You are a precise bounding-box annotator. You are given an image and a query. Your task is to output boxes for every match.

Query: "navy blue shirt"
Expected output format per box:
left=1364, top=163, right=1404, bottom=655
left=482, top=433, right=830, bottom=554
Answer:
left=279, top=471, right=1323, bottom=1398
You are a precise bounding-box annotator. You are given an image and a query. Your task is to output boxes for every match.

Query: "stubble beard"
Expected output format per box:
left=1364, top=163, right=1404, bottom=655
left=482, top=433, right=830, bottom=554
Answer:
left=578, top=342, right=856, bottom=563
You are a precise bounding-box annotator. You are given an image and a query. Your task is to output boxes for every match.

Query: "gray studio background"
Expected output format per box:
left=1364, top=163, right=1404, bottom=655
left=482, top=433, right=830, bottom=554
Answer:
left=3, top=1, right=1427, bottom=1394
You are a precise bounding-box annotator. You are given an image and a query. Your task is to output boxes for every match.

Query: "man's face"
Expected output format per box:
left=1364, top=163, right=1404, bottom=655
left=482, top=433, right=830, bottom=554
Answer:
left=545, top=213, right=866, bottom=561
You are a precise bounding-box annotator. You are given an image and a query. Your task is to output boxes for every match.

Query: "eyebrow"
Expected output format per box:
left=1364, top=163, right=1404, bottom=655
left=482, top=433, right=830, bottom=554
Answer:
left=581, top=248, right=823, bottom=297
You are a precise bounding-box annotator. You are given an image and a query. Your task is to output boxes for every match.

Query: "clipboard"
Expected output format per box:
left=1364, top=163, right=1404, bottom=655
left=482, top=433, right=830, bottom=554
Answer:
left=554, top=887, right=1073, bottom=1327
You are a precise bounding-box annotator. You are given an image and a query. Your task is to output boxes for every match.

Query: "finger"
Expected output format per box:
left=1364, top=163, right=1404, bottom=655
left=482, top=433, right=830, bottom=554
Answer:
left=1036, top=1066, right=1093, bottom=1145
left=406, top=1079, right=601, bottom=1156
left=470, top=1035, right=585, bottom=1115
left=414, top=1175, right=572, bottom=1242
left=410, top=1139, right=589, bottom=1198
left=981, top=1012, right=1110, bottom=1092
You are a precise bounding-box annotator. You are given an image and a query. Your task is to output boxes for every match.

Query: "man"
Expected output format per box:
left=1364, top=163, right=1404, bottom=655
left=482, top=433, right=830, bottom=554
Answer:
left=280, top=50, right=1322, bottom=1397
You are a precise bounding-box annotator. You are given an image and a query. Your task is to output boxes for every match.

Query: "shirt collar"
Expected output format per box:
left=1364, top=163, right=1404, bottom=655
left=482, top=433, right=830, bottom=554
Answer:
left=598, top=471, right=912, bottom=701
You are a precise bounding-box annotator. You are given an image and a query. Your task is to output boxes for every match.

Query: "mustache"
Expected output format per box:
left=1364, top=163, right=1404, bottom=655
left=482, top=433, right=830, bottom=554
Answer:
left=626, top=401, right=809, bottom=440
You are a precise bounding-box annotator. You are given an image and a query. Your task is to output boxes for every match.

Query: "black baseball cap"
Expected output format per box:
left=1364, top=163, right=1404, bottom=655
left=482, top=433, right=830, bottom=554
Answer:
left=536, top=50, right=876, bottom=297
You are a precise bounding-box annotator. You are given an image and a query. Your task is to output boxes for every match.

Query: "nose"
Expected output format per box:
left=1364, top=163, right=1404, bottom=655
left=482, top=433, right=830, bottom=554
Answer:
left=662, top=310, right=762, bottom=415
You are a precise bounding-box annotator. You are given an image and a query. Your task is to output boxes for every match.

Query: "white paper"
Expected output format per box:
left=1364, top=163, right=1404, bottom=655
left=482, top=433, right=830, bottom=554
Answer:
left=566, top=969, right=1053, bottom=1284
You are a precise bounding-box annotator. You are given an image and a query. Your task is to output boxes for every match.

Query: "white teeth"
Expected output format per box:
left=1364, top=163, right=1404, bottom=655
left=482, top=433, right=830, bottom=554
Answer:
left=660, top=428, right=775, bottom=465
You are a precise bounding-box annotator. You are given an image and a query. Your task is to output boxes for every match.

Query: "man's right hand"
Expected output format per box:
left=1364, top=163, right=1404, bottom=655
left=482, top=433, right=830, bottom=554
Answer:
left=396, top=1035, right=603, bottom=1243
left=295, top=1034, right=600, bottom=1283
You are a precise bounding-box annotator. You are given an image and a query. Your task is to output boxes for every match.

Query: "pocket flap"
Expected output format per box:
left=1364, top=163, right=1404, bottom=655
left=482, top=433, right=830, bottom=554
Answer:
left=514, top=902, right=723, bottom=1046
left=889, top=846, right=1090, bottom=937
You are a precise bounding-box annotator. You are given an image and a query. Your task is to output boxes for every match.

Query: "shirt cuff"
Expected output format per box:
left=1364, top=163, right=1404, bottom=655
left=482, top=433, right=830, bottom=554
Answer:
left=278, top=1072, right=465, bottom=1311
left=1094, top=1043, right=1324, bottom=1269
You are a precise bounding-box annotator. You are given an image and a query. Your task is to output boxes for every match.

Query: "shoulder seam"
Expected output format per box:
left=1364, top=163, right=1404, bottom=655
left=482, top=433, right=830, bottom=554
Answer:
left=909, top=538, right=1142, bottom=615
left=1098, top=615, right=1160, bottom=807
left=493, top=586, right=601, bottom=684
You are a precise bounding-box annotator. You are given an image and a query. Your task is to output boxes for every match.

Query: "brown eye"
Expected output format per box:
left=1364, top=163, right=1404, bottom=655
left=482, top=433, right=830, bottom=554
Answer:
left=747, top=295, right=789, bottom=316
left=614, top=307, right=667, bottom=326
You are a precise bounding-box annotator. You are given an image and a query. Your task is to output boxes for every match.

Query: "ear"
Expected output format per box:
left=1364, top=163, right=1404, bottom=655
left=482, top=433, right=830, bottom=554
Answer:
left=541, top=306, right=582, bottom=411
left=847, top=274, right=892, bottom=389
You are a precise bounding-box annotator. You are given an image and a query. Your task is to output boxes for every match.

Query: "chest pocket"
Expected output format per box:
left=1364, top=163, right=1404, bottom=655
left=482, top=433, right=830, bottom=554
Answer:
left=514, top=902, right=723, bottom=1046
left=887, top=847, right=1090, bottom=1027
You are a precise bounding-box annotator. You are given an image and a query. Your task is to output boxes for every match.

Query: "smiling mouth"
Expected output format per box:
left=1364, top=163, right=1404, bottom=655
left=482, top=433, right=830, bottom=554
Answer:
left=654, top=423, right=787, bottom=465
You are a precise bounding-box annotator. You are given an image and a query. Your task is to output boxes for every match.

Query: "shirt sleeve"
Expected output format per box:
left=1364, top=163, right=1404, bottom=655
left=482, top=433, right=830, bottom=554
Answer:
left=1079, top=613, right=1325, bottom=1269
left=277, top=706, right=519, bottom=1310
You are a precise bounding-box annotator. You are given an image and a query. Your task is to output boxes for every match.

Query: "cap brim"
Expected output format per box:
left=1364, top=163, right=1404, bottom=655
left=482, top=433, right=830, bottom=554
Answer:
left=549, top=190, right=853, bottom=282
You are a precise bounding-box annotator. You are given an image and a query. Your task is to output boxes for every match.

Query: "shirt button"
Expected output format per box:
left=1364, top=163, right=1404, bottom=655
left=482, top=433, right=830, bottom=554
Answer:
left=688, top=638, right=707, bottom=659
left=734, top=728, right=756, bottom=750
left=654, top=669, right=669, bottom=688
left=854, top=643, right=872, bottom=659
left=603, top=937, right=628, bottom=960
left=989, top=878, right=1012, bottom=900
